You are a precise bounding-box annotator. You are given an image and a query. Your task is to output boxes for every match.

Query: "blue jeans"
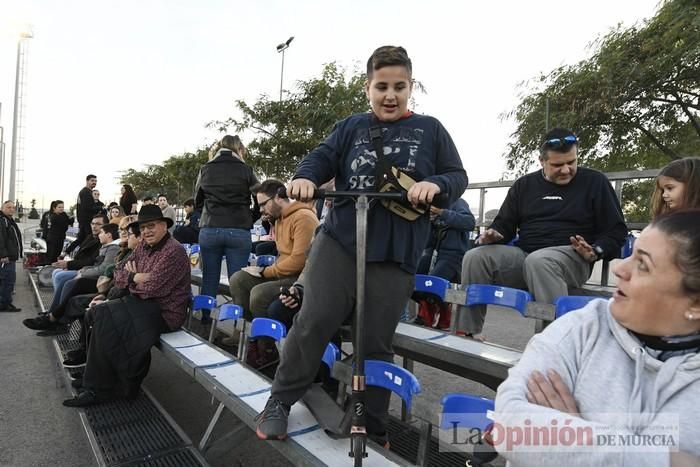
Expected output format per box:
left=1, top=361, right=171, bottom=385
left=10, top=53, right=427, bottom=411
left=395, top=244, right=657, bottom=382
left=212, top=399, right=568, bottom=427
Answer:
left=199, top=227, right=252, bottom=300
left=0, top=261, right=17, bottom=307
left=50, top=269, right=78, bottom=311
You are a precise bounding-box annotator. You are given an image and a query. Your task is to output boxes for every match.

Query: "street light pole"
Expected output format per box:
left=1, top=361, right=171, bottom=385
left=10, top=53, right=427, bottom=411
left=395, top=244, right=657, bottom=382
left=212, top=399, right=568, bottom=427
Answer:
left=9, top=29, right=33, bottom=203
left=276, top=36, right=294, bottom=101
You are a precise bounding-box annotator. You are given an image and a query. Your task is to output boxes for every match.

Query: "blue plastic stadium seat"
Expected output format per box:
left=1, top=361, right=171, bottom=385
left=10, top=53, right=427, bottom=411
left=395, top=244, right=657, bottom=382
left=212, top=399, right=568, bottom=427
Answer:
left=554, top=295, right=598, bottom=319
left=256, top=255, right=276, bottom=267
left=218, top=303, right=243, bottom=322
left=465, top=284, right=532, bottom=316
left=364, top=360, right=421, bottom=411
left=321, top=342, right=340, bottom=372
left=414, top=274, right=450, bottom=301
left=249, top=317, right=287, bottom=342
left=440, top=393, right=495, bottom=432
left=192, top=295, right=216, bottom=313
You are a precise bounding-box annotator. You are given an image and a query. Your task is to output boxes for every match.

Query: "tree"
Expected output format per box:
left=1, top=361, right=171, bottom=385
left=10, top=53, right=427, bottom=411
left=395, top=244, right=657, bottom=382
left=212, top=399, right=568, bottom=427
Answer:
left=28, top=199, right=40, bottom=219
left=502, top=0, right=699, bottom=221
left=120, top=148, right=208, bottom=205
left=210, top=62, right=369, bottom=180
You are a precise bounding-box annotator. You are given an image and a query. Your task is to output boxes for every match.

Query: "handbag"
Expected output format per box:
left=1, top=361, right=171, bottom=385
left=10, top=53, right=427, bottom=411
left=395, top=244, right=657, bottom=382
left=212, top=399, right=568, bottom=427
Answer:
left=96, top=275, right=112, bottom=294
left=370, top=124, right=425, bottom=221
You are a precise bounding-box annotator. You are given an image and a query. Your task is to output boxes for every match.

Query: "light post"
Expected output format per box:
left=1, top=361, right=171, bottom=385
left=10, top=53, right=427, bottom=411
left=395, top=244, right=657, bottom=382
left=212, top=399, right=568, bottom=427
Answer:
left=276, top=36, right=294, bottom=101
left=9, top=29, right=33, bottom=203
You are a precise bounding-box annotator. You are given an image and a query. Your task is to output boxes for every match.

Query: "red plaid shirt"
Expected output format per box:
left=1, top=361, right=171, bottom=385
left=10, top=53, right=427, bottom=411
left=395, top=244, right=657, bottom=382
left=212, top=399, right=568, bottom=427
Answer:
left=114, top=234, right=190, bottom=330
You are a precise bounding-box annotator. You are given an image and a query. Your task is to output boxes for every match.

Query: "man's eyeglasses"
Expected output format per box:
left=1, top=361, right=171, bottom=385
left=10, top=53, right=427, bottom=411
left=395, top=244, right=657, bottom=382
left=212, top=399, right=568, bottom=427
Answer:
left=91, top=221, right=104, bottom=226
left=258, top=197, right=274, bottom=208
left=543, top=135, right=578, bottom=149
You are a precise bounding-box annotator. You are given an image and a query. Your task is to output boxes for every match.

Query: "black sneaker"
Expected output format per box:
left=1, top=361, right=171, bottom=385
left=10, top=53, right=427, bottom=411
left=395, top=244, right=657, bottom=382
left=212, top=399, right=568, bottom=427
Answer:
left=63, top=390, right=111, bottom=408
left=0, top=303, right=21, bottom=312
left=36, top=325, right=69, bottom=336
left=255, top=398, right=290, bottom=440
left=63, top=349, right=87, bottom=368
left=22, top=315, right=56, bottom=330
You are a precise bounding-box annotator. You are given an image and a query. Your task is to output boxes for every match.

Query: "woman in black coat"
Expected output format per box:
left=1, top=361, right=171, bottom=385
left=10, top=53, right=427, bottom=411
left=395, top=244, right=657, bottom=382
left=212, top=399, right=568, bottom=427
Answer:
left=119, top=184, right=138, bottom=215
left=46, top=200, right=74, bottom=263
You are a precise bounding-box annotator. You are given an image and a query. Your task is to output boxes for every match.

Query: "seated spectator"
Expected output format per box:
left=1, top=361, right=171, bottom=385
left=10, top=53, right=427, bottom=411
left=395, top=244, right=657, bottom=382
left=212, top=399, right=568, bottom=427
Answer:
left=38, top=213, right=107, bottom=318
left=109, top=205, right=125, bottom=225
left=62, top=205, right=190, bottom=407
left=414, top=199, right=475, bottom=329
left=456, top=128, right=627, bottom=337
left=45, top=200, right=74, bottom=264
left=61, top=219, right=142, bottom=369
left=157, top=194, right=177, bottom=235
left=650, top=156, right=700, bottom=219
left=224, top=179, right=318, bottom=346
left=141, top=196, right=154, bottom=206
left=23, top=222, right=121, bottom=332
left=494, top=209, right=700, bottom=465
left=173, top=198, right=200, bottom=244
left=92, top=189, right=107, bottom=217
left=252, top=216, right=277, bottom=256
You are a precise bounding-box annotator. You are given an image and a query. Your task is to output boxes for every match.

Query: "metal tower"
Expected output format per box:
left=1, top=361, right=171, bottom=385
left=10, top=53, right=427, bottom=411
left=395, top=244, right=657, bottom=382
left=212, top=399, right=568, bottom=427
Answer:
left=9, top=29, right=33, bottom=204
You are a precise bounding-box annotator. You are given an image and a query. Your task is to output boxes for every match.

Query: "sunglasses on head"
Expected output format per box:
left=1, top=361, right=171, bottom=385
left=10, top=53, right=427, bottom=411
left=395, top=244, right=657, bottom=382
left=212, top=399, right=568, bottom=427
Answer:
left=543, top=135, right=578, bottom=148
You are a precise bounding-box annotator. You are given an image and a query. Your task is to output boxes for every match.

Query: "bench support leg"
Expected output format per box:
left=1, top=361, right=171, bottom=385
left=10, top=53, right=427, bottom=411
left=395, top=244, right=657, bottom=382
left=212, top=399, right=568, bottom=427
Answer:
left=416, top=421, right=432, bottom=466
left=401, top=357, right=414, bottom=422
left=199, top=401, right=225, bottom=451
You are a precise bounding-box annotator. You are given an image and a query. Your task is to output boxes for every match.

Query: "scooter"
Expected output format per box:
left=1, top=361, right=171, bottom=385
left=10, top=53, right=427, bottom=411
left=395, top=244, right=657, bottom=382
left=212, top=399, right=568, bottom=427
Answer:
left=281, top=186, right=446, bottom=466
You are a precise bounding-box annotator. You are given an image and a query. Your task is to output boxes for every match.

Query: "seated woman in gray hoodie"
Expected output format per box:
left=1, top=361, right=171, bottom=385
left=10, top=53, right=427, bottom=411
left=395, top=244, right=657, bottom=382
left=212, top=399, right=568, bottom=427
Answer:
left=494, top=209, right=700, bottom=466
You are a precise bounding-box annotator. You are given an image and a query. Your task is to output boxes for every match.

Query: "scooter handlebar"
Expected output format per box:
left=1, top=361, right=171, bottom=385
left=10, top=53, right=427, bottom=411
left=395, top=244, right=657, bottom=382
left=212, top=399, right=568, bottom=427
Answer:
left=276, top=186, right=450, bottom=208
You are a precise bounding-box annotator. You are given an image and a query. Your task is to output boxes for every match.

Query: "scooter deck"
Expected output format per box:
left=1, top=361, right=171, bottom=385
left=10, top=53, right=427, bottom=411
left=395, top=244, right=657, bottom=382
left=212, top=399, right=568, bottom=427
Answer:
left=301, top=385, right=351, bottom=439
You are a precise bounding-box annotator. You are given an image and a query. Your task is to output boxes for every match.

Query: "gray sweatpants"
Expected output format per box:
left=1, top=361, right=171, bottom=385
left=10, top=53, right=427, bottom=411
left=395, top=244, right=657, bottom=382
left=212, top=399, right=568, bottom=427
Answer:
left=271, top=231, right=414, bottom=435
left=456, top=245, right=590, bottom=334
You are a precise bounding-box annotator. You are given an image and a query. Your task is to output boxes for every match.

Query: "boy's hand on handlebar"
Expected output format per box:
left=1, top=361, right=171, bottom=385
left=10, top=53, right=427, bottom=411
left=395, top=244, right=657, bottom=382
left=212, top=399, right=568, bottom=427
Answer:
left=407, top=181, right=441, bottom=207
left=287, top=179, right=317, bottom=202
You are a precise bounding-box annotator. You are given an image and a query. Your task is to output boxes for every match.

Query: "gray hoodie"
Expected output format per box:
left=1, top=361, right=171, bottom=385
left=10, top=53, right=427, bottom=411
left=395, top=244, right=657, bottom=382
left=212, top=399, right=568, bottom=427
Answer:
left=79, top=241, right=121, bottom=279
left=495, top=299, right=700, bottom=466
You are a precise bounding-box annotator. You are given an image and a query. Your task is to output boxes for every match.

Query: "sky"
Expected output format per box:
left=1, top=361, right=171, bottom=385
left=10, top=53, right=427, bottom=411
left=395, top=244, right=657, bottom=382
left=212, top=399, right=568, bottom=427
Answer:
left=0, top=0, right=661, bottom=213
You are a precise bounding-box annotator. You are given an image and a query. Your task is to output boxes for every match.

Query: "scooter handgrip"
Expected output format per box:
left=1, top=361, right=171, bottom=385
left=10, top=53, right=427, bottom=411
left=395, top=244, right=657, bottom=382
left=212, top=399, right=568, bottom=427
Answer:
left=431, top=192, right=450, bottom=208
left=277, top=186, right=326, bottom=200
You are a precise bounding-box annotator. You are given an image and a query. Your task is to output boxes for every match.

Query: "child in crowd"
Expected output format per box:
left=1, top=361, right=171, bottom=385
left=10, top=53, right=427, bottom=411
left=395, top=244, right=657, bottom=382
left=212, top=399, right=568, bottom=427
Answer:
left=254, top=45, right=468, bottom=445
left=650, top=156, right=700, bottom=218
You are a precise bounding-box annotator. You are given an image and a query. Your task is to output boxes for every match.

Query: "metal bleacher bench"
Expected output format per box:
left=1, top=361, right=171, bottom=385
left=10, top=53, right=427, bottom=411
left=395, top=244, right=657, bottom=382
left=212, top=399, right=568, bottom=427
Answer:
left=158, top=326, right=408, bottom=466
left=190, top=271, right=525, bottom=391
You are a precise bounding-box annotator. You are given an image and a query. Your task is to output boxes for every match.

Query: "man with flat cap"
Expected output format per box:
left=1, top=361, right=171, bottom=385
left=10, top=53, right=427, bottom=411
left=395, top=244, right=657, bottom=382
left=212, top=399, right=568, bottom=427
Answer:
left=63, top=205, right=191, bottom=407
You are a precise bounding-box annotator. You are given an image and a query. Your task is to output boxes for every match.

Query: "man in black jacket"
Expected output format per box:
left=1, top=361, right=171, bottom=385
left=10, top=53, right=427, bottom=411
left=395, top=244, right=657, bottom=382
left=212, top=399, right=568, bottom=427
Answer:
left=67, top=174, right=97, bottom=254
left=0, top=201, right=23, bottom=312
left=456, top=128, right=628, bottom=336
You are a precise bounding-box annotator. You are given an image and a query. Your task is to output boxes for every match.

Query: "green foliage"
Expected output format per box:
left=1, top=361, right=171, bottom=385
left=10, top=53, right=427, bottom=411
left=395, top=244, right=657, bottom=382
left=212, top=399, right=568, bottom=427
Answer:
left=120, top=148, right=209, bottom=205
left=210, top=62, right=369, bottom=180
left=503, top=0, right=700, bottom=176
left=28, top=198, right=40, bottom=219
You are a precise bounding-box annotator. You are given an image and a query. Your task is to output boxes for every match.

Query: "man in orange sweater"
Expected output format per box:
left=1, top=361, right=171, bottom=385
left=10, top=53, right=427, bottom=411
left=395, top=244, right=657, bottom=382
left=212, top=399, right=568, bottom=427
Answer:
left=226, top=179, right=318, bottom=346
